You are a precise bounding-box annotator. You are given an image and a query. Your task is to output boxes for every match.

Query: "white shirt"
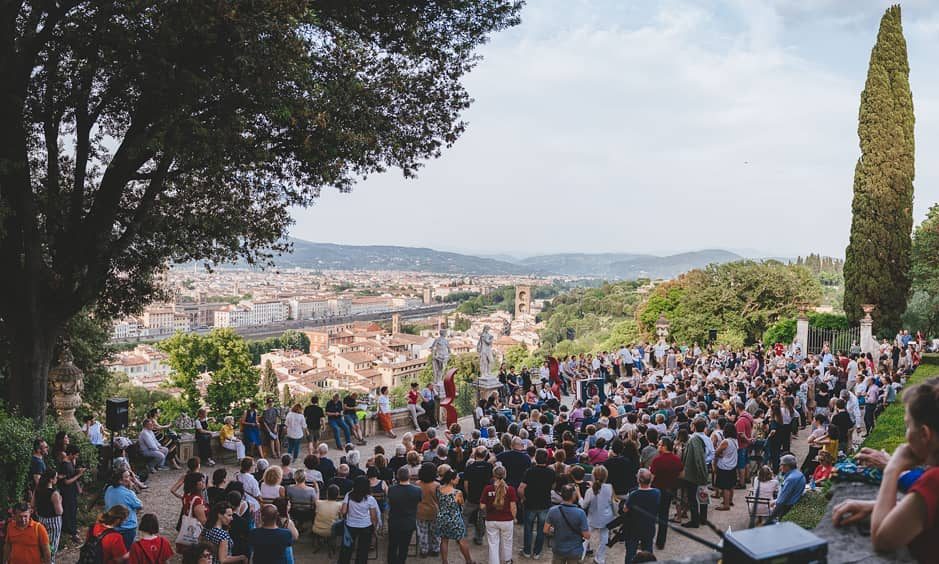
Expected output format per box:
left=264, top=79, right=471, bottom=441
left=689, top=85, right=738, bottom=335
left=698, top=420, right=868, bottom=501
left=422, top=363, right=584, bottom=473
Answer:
left=138, top=428, right=161, bottom=452
left=378, top=395, right=391, bottom=414
left=85, top=421, right=104, bottom=446
left=285, top=411, right=306, bottom=439
left=343, top=494, right=379, bottom=528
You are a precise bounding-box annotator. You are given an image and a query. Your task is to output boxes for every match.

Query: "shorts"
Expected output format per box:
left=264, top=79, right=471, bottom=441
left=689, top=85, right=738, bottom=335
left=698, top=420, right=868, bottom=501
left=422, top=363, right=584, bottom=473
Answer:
left=737, top=447, right=749, bottom=470
left=378, top=412, right=392, bottom=431
left=343, top=413, right=359, bottom=428
left=716, top=467, right=737, bottom=489
left=262, top=429, right=277, bottom=446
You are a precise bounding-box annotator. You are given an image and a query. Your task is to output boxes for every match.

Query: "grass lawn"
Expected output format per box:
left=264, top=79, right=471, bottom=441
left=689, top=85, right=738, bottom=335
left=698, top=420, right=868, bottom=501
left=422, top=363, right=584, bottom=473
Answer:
left=782, top=354, right=939, bottom=529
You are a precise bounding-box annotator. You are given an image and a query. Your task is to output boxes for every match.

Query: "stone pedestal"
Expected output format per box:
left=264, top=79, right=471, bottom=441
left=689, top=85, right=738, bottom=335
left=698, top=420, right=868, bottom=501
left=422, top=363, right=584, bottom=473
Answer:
left=49, top=349, right=84, bottom=431
left=860, top=305, right=876, bottom=355
left=477, top=376, right=502, bottom=397
left=795, top=314, right=809, bottom=353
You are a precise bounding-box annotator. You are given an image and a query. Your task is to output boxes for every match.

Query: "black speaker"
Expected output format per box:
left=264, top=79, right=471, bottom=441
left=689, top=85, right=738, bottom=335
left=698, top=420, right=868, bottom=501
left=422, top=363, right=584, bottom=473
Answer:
left=106, top=398, right=129, bottom=431
left=708, top=329, right=718, bottom=342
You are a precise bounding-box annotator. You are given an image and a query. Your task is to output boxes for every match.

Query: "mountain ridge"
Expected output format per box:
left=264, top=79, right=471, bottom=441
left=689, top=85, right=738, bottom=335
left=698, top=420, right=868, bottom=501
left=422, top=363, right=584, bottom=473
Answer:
left=256, top=239, right=745, bottom=278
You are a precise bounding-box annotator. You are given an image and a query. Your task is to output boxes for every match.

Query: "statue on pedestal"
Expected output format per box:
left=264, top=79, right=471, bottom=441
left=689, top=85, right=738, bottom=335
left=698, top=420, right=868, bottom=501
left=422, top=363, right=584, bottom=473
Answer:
left=430, top=329, right=451, bottom=385
left=49, top=348, right=84, bottom=431
left=477, top=325, right=495, bottom=380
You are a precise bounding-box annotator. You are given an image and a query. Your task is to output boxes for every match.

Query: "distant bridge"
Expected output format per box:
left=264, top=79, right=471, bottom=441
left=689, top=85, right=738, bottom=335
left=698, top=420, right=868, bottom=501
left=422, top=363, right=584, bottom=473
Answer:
left=110, top=303, right=457, bottom=344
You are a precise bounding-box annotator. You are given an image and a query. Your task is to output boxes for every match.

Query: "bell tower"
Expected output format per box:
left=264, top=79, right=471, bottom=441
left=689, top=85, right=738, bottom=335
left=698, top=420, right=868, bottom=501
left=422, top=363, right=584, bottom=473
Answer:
left=515, top=285, right=531, bottom=319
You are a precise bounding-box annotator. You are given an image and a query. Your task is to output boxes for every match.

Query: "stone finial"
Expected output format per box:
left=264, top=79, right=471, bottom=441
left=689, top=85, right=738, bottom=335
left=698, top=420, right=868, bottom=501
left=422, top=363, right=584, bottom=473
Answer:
left=49, top=346, right=84, bottom=431
left=861, top=304, right=875, bottom=322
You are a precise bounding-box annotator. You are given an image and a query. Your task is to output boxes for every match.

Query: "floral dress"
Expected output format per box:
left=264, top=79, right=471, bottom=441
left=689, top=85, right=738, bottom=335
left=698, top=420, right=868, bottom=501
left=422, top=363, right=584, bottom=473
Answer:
left=435, top=488, right=466, bottom=540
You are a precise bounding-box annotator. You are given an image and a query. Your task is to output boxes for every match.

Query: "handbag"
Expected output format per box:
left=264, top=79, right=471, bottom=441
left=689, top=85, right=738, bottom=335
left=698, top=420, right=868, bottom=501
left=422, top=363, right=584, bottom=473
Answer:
left=175, top=498, right=203, bottom=546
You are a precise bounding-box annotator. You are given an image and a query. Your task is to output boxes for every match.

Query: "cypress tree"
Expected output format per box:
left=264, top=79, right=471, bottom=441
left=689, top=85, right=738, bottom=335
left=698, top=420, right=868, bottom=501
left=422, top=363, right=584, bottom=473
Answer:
left=843, top=4, right=914, bottom=333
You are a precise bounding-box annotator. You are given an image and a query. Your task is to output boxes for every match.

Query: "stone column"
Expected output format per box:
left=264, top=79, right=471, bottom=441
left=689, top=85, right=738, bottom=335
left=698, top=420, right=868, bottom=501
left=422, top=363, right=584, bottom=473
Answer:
left=860, top=305, right=875, bottom=355
left=795, top=314, right=809, bottom=352
left=49, top=349, right=84, bottom=431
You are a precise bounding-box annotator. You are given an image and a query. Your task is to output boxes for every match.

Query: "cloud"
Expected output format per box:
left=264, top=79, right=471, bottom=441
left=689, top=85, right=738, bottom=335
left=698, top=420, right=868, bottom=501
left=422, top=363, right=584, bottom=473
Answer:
left=291, top=1, right=939, bottom=259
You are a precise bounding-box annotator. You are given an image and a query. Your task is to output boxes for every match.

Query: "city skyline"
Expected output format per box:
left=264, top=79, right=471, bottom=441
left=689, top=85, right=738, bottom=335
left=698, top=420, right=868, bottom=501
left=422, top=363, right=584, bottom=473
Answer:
left=291, top=1, right=939, bottom=258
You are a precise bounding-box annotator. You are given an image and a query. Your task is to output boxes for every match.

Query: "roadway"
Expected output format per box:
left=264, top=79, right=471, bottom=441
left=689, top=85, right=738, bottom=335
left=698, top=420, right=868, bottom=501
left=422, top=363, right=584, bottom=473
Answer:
left=110, top=303, right=457, bottom=344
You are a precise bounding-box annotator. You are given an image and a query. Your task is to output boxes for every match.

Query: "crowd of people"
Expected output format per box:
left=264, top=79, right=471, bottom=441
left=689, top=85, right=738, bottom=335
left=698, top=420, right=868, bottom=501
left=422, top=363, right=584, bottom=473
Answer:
left=5, top=329, right=938, bottom=564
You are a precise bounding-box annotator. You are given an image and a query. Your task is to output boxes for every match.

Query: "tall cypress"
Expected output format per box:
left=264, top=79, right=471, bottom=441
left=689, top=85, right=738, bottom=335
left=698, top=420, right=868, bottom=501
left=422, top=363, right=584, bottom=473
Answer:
left=843, top=4, right=914, bottom=334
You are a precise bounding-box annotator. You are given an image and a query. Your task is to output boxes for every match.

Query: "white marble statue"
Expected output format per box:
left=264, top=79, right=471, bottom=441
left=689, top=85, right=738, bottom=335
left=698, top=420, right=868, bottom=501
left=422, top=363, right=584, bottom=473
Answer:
left=477, top=325, right=495, bottom=379
left=431, top=329, right=451, bottom=384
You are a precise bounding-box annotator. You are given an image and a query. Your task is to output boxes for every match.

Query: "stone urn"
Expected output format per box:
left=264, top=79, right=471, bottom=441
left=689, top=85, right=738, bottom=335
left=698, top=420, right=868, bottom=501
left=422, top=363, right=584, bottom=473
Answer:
left=49, top=348, right=84, bottom=431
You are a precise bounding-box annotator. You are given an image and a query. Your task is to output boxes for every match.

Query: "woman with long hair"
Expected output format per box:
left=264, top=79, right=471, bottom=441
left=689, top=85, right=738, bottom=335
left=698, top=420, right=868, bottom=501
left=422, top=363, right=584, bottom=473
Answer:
left=436, top=469, right=475, bottom=564
left=240, top=403, right=262, bottom=459
left=176, top=473, right=209, bottom=554
left=34, top=469, right=63, bottom=563
left=339, top=476, right=379, bottom=564
left=88, top=505, right=131, bottom=563
left=581, top=465, right=617, bottom=563
left=285, top=403, right=307, bottom=460
left=201, top=502, right=246, bottom=564
left=480, top=465, right=516, bottom=564
left=766, top=401, right=784, bottom=472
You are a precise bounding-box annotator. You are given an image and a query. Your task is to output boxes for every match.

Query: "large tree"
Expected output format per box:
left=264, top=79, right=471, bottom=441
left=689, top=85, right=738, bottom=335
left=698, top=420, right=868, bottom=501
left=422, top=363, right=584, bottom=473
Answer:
left=843, top=4, right=915, bottom=333
left=0, top=1, right=522, bottom=422
left=904, top=204, right=939, bottom=335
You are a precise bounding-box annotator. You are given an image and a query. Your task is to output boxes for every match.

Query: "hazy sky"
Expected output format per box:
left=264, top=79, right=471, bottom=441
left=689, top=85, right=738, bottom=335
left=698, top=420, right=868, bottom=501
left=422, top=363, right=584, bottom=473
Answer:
left=291, top=1, right=939, bottom=259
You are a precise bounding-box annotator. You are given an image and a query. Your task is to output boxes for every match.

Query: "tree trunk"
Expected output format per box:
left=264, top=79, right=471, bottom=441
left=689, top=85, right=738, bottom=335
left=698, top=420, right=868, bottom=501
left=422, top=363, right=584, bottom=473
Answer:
left=5, top=312, right=63, bottom=426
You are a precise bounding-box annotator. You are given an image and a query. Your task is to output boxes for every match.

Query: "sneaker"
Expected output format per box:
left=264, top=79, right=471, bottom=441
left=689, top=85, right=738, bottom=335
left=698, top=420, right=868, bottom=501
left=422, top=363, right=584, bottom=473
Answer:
left=532, top=553, right=541, bottom=560
left=521, top=552, right=532, bottom=558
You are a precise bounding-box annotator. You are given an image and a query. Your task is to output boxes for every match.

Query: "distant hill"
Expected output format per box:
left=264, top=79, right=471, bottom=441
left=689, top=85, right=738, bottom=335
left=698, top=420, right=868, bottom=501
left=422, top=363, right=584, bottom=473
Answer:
left=256, top=239, right=743, bottom=279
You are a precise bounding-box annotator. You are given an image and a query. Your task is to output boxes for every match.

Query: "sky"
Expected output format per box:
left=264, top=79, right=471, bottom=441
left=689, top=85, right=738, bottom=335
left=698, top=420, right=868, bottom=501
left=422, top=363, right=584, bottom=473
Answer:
left=290, top=0, right=939, bottom=259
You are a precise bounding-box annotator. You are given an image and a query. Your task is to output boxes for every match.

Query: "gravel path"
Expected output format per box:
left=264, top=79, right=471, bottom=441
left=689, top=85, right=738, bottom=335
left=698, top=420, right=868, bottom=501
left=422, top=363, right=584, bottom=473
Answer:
left=56, top=414, right=809, bottom=564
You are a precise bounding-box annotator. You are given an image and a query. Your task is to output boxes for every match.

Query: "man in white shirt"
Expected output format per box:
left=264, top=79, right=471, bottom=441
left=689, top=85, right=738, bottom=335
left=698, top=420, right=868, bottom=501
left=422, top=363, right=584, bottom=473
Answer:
left=619, top=345, right=634, bottom=379
left=595, top=418, right=615, bottom=442
left=137, top=419, right=168, bottom=472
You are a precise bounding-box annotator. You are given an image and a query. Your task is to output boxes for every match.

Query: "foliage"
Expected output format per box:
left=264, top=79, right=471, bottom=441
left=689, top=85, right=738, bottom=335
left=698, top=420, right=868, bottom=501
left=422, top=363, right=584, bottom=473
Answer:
left=782, top=482, right=833, bottom=530
left=260, top=360, right=279, bottom=400
left=539, top=281, right=644, bottom=350
left=60, top=312, right=115, bottom=416
left=451, top=315, right=472, bottom=332
left=763, top=313, right=850, bottom=346
left=247, top=331, right=311, bottom=364
left=843, top=5, right=915, bottom=334
left=0, top=408, right=99, bottom=512
left=107, top=374, right=175, bottom=426
left=793, top=254, right=844, bottom=275
left=636, top=261, right=822, bottom=345
left=0, top=0, right=522, bottom=423
left=503, top=345, right=543, bottom=371
left=902, top=291, right=939, bottom=337
left=862, top=357, right=939, bottom=453
left=905, top=204, right=939, bottom=336
left=160, top=329, right=259, bottom=416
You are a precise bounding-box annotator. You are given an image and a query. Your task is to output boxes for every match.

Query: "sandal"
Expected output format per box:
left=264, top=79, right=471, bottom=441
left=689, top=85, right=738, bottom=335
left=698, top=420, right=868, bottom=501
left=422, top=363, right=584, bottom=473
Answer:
left=715, top=505, right=731, bottom=511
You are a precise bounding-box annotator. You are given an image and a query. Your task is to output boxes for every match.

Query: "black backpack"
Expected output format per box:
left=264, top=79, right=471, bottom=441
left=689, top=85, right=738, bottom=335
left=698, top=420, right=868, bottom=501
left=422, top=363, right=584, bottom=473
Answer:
left=77, top=527, right=118, bottom=564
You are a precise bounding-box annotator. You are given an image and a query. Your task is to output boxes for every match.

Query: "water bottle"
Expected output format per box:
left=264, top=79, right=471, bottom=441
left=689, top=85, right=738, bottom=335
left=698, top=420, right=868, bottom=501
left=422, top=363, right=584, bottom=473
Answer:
left=810, top=478, right=816, bottom=491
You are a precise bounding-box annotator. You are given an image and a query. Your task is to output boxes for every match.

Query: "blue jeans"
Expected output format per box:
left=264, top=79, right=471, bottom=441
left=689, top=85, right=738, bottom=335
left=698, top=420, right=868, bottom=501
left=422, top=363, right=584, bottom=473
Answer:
left=118, top=529, right=136, bottom=553
left=287, top=437, right=301, bottom=459
left=329, top=418, right=351, bottom=448
left=522, top=508, right=548, bottom=555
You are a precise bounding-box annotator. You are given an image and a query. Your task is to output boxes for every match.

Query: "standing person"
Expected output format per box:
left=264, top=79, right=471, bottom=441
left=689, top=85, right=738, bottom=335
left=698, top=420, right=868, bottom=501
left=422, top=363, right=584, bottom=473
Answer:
left=104, top=468, right=144, bottom=551
left=581, top=466, right=617, bottom=564
left=713, top=423, right=738, bottom=512
left=82, top=414, right=106, bottom=448
left=57, top=444, right=84, bottom=545
left=680, top=418, right=709, bottom=528
left=480, top=465, right=517, bottom=564
left=176, top=473, right=209, bottom=554
left=377, top=387, right=397, bottom=438
left=343, top=393, right=367, bottom=446
left=436, top=470, right=474, bottom=564
left=339, top=476, right=380, bottom=564
left=87, top=505, right=131, bottom=564
left=734, top=402, right=754, bottom=489
left=3, top=501, right=51, bottom=564
left=29, top=439, right=49, bottom=499
left=407, top=382, right=426, bottom=430
left=387, top=467, right=422, bottom=564
left=130, top=514, right=173, bottom=564
left=421, top=382, right=439, bottom=428
left=240, top=403, right=262, bottom=459
left=219, top=417, right=246, bottom=461
left=304, top=396, right=325, bottom=454
left=284, top=404, right=306, bottom=461
left=248, top=504, right=297, bottom=564
left=201, top=502, right=248, bottom=564
left=864, top=377, right=880, bottom=436
left=261, top=397, right=282, bottom=459
left=462, top=447, right=494, bottom=546
left=650, top=437, right=683, bottom=550
left=518, top=449, right=555, bottom=559
left=544, top=485, right=590, bottom=564
left=34, top=470, right=63, bottom=563
left=416, top=463, right=441, bottom=557
left=622, top=469, right=661, bottom=564
left=326, top=393, right=352, bottom=450
left=194, top=408, right=216, bottom=467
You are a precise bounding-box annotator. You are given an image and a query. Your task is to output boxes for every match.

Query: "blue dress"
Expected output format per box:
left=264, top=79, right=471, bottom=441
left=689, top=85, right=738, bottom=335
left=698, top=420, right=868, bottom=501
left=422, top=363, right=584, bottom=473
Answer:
left=243, top=410, right=261, bottom=446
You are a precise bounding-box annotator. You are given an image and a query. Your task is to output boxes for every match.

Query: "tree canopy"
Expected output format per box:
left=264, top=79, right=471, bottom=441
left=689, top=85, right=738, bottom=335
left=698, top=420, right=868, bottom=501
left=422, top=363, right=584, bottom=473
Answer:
left=904, top=204, right=939, bottom=335
left=0, top=0, right=522, bottom=422
left=843, top=4, right=915, bottom=333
